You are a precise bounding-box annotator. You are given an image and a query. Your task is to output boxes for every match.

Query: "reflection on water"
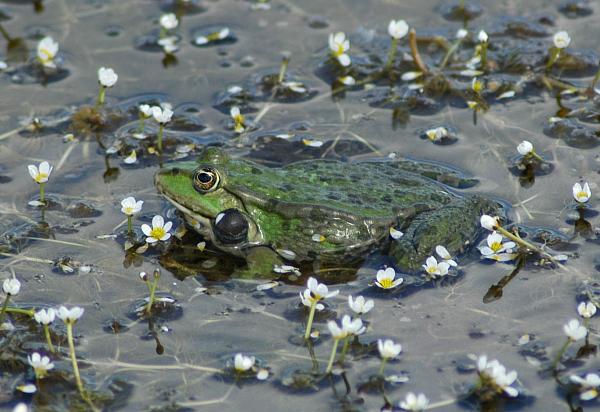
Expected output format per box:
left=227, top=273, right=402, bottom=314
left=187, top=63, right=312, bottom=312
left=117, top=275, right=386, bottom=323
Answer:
left=1, top=0, right=600, bottom=410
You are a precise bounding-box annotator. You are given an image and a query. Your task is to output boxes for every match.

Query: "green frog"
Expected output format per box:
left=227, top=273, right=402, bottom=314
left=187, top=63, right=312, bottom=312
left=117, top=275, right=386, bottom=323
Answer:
left=155, top=147, right=499, bottom=276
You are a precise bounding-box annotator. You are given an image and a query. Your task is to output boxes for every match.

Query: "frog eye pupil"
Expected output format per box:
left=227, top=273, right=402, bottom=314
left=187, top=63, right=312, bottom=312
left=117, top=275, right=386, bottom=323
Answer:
left=193, top=167, right=220, bottom=193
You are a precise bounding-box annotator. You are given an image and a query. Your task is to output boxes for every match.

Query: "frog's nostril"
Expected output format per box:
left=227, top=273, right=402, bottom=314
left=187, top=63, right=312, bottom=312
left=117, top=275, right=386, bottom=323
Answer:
left=171, top=168, right=180, bottom=175
left=213, top=209, right=249, bottom=245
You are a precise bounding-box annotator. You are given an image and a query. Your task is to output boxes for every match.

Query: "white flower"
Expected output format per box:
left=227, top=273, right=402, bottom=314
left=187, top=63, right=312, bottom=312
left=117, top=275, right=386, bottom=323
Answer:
left=456, top=29, right=468, bottom=39
left=399, top=392, right=429, bottom=411
left=13, top=403, right=29, bottom=412
left=306, top=277, right=339, bottom=301
left=564, top=319, right=588, bottom=341
left=478, top=30, right=488, bottom=43
left=389, top=227, right=404, bottom=239
left=401, top=71, right=423, bottom=81
left=328, top=315, right=365, bottom=340
left=339, top=75, right=356, bottom=86
left=299, top=289, right=325, bottom=311
left=573, top=182, right=591, bottom=203
left=388, top=20, right=409, bottom=40
left=425, top=127, right=447, bottom=142
left=230, top=106, right=246, bottom=133
left=195, top=28, right=230, bottom=45
left=478, top=231, right=517, bottom=261
left=478, top=356, right=519, bottom=397
left=553, top=31, right=571, bottom=49
left=348, top=295, right=374, bottom=315
left=27, top=161, right=53, bottom=184
left=578, top=301, right=597, bottom=319
left=158, top=36, right=179, bottom=53
left=141, top=215, right=173, bottom=243
left=377, top=338, right=402, bottom=359
left=422, top=256, right=450, bottom=278
left=2, top=278, right=20, bottom=296
left=56, top=306, right=84, bottom=324
left=124, top=150, right=137, bottom=164
left=303, top=139, right=324, bottom=148
left=121, top=197, right=143, bottom=216
left=570, top=373, right=600, bottom=401
left=374, top=267, right=403, bottom=289
left=497, top=90, right=516, bottom=100
left=152, top=105, right=174, bottom=124
left=37, top=36, right=59, bottom=68
left=28, top=352, right=54, bottom=377
left=328, top=32, right=351, bottom=67
left=233, top=353, right=255, bottom=372
left=435, top=245, right=457, bottom=267
left=98, top=67, right=118, bottom=87
left=281, top=81, right=307, bottom=94
left=480, top=215, right=500, bottom=231
left=34, top=308, right=56, bottom=325
left=517, top=140, right=533, bottom=156
left=160, top=13, right=179, bottom=30
left=139, top=104, right=153, bottom=118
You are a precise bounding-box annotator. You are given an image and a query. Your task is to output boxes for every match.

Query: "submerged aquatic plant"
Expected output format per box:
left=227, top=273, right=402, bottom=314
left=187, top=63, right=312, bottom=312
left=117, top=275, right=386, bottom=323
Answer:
left=27, top=161, right=53, bottom=204
left=547, top=31, right=571, bottom=72
left=300, top=277, right=339, bottom=340
left=325, top=315, right=365, bottom=373
left=137, top=104, right=153, bottom=135
left=552, top=319, right=588, bottom=371
left=140, top=269, right=161, bottom=316
left=385, top=19, right=409, bottom=72
left=96, top=67, right=118, bottom=107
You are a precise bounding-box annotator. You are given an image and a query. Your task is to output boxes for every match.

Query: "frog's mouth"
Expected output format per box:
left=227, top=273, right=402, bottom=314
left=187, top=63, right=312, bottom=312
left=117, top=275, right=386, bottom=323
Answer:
left=160, top=194, right=265, bottom=255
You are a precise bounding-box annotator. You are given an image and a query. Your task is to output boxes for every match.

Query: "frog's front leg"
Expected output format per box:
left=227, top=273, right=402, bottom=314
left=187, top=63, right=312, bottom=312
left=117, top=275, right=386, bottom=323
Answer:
left=390, top=196, right=500, bottom=272
left=232, top=246, right=285, bottom=279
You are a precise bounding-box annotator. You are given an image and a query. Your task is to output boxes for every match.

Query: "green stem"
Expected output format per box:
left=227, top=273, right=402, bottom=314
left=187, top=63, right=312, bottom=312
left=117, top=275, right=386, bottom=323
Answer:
left=0, top=24, right=11, bottom=41
left=591, top=67, right=600, bottom=91
left=325, top=338, right=340, bottom=374
left=66, top=322, right=85, bottom=397
left=43, top=324, right=55, bottom=353
left=304, top=300, right=318, bottom=340
left=278, top=56, right=289, bottom=84
left=495, top=226, right=559, bottom=264
left=145, top=278, right=158, bottom=316
left=546, top=48, right=560, bottom=73
left=551, top=339, right=571, bottom=372
left=39, top=182, right=45, bottom=203
left=385, top=37, right=399, bottom=72
left=439, top=38, right=463, bottom=70
left=138, top=114, right=145, bottom=133
left=96, top=86, right=106, bottom=107
left=127, top=216, right=132, bottom=235
left=157, top=124, right=164, bottom=152
left=480, top=42, right=488, bottom=71
left=378, top=357, right=389, bottom=376
left=338, top=336, right=350, bottom=364
left=0, top=295, right=10, bottom=325
left=528, top=150, right=544, bottom=162
left=5, top=307, right=34, bottom=316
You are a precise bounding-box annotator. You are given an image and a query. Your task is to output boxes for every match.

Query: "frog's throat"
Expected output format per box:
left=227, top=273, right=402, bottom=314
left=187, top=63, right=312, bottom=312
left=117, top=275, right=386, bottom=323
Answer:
left=161, top=194, right=265, bottom=251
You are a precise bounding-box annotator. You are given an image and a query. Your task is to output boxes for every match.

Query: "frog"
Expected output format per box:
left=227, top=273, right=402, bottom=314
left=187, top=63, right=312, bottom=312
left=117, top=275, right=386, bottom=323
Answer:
left=154, top=147, right=500, bottom=277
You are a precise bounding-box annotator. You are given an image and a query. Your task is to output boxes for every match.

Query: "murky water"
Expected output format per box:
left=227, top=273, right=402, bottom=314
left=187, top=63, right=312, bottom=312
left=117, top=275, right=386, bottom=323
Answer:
left=1, top=0, right=600, bottom=410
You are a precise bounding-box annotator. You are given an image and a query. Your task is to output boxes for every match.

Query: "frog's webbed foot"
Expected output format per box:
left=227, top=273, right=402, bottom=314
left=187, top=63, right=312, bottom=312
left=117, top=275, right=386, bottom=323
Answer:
left=390, top=196, right=500, bottom=272
left=393, top=159, right=478, bottom=189
left=232, top=246, right=284, bottom=279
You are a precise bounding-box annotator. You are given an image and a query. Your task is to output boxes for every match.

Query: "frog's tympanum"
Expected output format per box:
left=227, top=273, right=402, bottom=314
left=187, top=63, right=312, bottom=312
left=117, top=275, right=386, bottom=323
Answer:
left=155, top=147, right=499, bottom=276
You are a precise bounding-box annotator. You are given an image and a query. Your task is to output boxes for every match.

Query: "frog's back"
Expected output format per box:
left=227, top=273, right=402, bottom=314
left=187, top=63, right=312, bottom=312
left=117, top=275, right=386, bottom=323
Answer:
left=225, top=158, right=458, bottom=220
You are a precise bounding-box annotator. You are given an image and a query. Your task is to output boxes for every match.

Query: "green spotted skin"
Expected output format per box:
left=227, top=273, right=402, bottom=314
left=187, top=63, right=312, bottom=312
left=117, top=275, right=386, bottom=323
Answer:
left=155, top=147, right=499, bottom=272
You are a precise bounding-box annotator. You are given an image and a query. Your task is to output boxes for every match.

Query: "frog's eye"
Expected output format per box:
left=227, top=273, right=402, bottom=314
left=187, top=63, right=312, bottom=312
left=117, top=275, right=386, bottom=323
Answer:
left=193, top=167, right=220, bottom=193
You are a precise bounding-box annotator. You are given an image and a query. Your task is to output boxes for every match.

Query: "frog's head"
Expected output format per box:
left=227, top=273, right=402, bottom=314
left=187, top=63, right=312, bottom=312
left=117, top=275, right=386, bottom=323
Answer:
left=155, top=147, right=265, bottom=252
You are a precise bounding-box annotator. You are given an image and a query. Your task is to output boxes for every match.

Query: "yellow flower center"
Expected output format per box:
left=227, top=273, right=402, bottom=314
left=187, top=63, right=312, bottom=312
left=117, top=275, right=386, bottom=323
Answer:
left=490, top=241, right=503, bottom=252
left=426, top=266, right=437, bottom=274
left=123, top=207, right=134, bottom=215
left=35, top=173, right=48, bottom=183
left=149, top=227, right=166, bottom=240
left=39, top=48, right=54, bottom=62
left=378, top=278, right=394, bottom=289
left=577, top=191, right=588, bottom=201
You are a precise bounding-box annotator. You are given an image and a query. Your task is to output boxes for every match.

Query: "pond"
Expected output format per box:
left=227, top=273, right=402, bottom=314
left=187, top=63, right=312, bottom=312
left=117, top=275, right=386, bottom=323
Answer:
left=1, top=0, right=600, bottom=411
